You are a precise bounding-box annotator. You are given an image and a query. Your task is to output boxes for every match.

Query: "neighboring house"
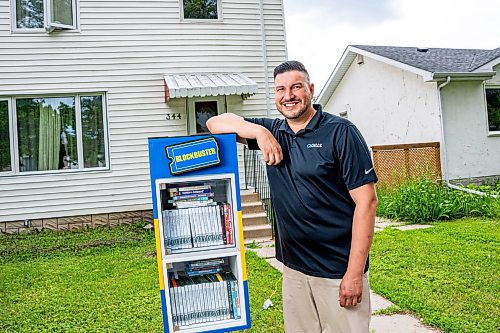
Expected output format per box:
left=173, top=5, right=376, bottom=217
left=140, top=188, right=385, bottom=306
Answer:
left=317, top=45, right=500, bottom=182
left=0, top=0, right=287, bottom=230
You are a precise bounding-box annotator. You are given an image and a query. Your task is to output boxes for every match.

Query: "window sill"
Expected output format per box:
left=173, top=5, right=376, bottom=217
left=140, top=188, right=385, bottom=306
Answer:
left=180, top=19, right=224, bottom=24
left=487, top=132, right=500, bottom=137
left=10, top=28, right=81, bottom=35
left=0, top=167, right=111, bottom=178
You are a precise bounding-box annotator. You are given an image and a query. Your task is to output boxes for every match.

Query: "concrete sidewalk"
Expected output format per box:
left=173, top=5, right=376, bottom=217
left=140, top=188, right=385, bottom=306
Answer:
left=247, top=218, right=440, bottom=333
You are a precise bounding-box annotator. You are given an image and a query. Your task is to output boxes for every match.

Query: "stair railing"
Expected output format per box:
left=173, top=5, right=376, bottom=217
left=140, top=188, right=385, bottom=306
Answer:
left=243, top=146, right=276, bottom=236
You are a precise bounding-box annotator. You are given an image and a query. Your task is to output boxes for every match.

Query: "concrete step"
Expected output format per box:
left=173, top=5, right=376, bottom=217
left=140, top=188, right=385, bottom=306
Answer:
left=240, top=188, right=257, bottom=196
left=243, top=224, right=273, bottom=240
left=240, top=192, right=260, bottom=203
left=244, top=236, right=274, bottom=245
left=241, top=201, right=265, bottom=214
left=242, top=212, right=269, bottom=226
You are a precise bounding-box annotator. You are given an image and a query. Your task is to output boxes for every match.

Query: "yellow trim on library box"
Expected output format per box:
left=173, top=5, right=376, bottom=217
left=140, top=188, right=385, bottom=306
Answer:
left=154, top=219, right=165, bottom=290
left=238, top=211, right=247, bottom=280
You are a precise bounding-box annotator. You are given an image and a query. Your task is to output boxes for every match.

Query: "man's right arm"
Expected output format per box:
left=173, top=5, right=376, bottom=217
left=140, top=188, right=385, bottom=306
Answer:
left=206, top=113, right=283, bottom=165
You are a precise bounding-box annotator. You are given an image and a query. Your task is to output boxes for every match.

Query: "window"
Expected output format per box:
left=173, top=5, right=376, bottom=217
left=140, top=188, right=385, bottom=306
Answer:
left=0, top=100, right=12, bottom=172
left=188, top=96, right=224, bottom=134
left=13, top=0, right=77, bottom=31
left=81, top=95, right=107, bottom=168
left=486, top=88, right=500, bottom=134
left=182, top=0, right=220, bottom=20
left=1, top=93, right=107, bottom=175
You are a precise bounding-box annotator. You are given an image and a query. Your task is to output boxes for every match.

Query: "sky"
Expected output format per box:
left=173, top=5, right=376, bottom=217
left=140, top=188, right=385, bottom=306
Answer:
left=282, top=0, right=500, bottom=92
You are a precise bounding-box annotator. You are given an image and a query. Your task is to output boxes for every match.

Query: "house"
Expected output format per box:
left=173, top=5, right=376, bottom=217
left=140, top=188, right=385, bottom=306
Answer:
left=0, top=0, right=287, bottom=232
left=317, top=45, right=500, bottom=183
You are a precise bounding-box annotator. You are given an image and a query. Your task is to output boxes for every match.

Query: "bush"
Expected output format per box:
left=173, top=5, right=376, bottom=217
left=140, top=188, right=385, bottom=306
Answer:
left=376, top=178, right=500, bottom=223
left=464, top=180, right=500, bottom=196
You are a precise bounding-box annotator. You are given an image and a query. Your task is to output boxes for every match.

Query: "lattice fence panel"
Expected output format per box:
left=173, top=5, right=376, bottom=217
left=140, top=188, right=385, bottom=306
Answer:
left=408, top=147, right=441, bottom=180
left=372, top=142, right=441, bottom=186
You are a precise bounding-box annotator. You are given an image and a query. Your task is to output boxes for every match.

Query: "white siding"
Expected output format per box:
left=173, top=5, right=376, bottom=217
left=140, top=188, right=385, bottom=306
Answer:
left=323, top=56, right=442, bottom=148
left=441, top=80, right=500, bottom=179
left=0, top=0, right=287, bottom=222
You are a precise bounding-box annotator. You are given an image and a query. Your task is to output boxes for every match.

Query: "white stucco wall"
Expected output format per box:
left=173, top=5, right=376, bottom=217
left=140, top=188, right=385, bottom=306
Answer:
left=441, top=80, right=500, bottom=179
left=323, top=56, right=442, bottom=149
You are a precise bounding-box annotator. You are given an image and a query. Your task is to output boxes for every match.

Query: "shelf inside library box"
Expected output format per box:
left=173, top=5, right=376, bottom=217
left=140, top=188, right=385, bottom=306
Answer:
left=158, top=175, right=239, bottom=259
left=162, top=246, right=240, bottom=264
left=165, top=255, right=245, bottom=332
left=154, top=172, right=248, bottom=333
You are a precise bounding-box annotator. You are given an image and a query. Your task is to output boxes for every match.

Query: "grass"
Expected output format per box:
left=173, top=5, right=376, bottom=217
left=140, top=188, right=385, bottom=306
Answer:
left=0, top=225, right=162, bottom=332
left=377, top=178, right=500, bottom=223
left=0, top=224, right=283, bottom=333
left=370, top=217, right=500, bottom=333
left=2, top=218, right=498, bottom=332
left=241, top=251, right=283, bottom=333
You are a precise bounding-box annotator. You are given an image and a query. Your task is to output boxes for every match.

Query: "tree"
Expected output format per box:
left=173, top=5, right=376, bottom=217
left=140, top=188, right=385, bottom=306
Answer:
left=17, top=0, right=44, bottom=29
left=0, top=101, right=11, bottom=171
left=486, top=89, right=500, bottom=131
left=183, top=0, right=218, bottom=19
left=80, top=96, right=105, bottom=168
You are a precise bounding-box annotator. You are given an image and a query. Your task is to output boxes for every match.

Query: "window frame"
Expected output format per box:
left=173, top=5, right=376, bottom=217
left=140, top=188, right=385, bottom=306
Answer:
left=47, top=0, right=77, bottom=30
left=0, top=92, right=109, bottom=177
left=180, top=0, right=222, bottom=22
left=11, top=0, right=78, bottom=33
left=484, top=85, right=500, bottom=137
left=0, top=98, right=15, bottom=175
left=187, top=95, right=225, bottom=135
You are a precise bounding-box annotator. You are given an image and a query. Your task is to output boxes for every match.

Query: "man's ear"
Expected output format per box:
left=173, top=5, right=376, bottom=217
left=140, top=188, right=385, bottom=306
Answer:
left=309, top=82, right=315, bottom=96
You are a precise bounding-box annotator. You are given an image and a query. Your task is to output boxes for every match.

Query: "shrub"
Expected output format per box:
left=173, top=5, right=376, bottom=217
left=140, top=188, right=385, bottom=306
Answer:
left=376, top=178, right=500, bottom=223
left=464, top=180, right=500, bottom=196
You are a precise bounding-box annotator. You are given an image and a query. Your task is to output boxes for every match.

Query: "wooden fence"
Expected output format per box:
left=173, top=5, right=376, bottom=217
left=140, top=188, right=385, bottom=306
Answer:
left=371, top=142, right=441, bottom=186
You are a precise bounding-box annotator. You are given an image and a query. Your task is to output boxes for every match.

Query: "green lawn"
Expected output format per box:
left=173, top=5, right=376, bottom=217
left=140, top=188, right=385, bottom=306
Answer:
left=0, top=225, right=162, bottom=332
left=1, top=218, right=498, bottom=332
left=370, top=218, right=500, bottom=333
left=0, top=225, right=283, bottom=332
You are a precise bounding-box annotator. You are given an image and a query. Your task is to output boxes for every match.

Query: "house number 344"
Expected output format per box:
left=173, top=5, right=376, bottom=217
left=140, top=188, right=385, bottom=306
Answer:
left=165, top=113, right=182, bottom=120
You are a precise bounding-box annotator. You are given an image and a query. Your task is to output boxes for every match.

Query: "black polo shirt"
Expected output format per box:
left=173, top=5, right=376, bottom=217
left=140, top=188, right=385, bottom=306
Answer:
left=245, top=104, right=377, bottom=278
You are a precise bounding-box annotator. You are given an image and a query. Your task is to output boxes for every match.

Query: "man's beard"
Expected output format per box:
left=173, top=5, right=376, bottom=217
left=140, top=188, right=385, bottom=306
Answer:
left=277, top=100, right=310, bottom=120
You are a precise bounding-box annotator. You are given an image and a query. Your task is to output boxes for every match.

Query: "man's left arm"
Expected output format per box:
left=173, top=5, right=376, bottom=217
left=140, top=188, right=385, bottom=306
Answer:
left=338, top=182, right=378, bottom=308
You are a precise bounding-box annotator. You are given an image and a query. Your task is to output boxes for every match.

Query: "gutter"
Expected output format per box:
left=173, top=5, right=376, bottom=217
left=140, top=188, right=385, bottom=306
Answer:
left=432, top=71, right=495, bottom=81
left=437, top=76, right=451, bottom=183
left=437, top=76, right=498, bottom=198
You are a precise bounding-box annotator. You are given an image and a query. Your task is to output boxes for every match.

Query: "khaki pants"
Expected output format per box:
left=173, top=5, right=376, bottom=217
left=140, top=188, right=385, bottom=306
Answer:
left=282, top=266, right=371, bottom=333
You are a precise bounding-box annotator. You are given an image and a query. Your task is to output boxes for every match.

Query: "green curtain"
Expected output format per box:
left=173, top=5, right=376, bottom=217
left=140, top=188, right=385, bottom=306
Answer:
left=37, top=104, right=61, bottom=171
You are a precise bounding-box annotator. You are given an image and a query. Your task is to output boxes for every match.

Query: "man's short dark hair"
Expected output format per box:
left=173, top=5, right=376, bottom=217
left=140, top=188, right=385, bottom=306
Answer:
left=273, top=61, right=310, bottom=84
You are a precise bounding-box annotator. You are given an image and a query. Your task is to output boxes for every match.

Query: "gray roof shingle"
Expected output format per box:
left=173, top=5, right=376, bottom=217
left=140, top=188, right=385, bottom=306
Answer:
left=352, top=45, right=500, bottom=73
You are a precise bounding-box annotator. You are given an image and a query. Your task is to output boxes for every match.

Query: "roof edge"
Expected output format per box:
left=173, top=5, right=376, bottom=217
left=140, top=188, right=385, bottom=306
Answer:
left=317, top=45, right=434, bottom=106
left=472, top=55, right=500, bottom=71
left=432, top=71, right=496, bottom=81
left=317, top=46, right=356, bottom=106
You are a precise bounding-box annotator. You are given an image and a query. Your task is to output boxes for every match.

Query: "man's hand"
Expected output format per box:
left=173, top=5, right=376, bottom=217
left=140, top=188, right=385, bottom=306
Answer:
left=338, top=272, right=364, bottom=308
left=256, top=127, right=282, bottom=165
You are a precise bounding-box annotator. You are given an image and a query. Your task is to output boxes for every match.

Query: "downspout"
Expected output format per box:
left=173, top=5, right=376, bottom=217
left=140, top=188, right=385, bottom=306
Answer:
left=259, top=0, right=271, bottom=116
left=437, top=76, right=497, bottom=198
left=437, top=76, right=451, bottom=183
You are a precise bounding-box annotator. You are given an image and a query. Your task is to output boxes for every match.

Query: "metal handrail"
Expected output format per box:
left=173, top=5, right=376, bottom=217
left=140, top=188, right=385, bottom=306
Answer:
left=243, top=146, right=276, bottom=235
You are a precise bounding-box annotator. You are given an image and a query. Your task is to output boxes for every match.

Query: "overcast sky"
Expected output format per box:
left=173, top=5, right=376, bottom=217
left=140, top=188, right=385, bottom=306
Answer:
left=282, top=0, right=500, bottom=92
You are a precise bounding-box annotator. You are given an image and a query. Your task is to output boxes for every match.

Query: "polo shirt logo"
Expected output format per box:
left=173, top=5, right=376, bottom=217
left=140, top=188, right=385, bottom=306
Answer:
left=306, top=143, right=323, bottom=149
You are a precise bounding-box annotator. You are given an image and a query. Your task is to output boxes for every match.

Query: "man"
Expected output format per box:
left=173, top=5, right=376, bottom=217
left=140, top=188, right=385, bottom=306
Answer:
left=207, top=61, right=378, bottom=332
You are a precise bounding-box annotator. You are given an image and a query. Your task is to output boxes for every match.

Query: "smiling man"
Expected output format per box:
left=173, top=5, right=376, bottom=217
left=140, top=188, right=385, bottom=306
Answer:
left=207, top=61, right=378, bottom=333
